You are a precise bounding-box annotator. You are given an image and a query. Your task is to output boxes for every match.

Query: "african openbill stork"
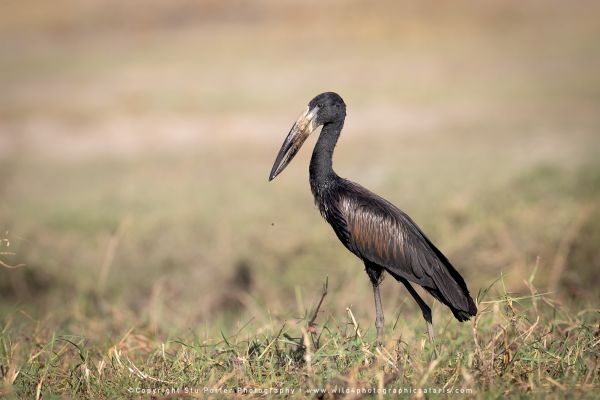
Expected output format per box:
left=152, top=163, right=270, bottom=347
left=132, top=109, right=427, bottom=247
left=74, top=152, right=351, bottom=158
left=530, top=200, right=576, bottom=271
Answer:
left=268, top=92, right=477, bottom=349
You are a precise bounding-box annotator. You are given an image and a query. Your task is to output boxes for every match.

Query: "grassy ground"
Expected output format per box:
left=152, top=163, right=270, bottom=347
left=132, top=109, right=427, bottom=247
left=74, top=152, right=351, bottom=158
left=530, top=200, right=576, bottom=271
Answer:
left=1, top=1, right=600, bottom=398
left=1, top=275, right=598, bottom=398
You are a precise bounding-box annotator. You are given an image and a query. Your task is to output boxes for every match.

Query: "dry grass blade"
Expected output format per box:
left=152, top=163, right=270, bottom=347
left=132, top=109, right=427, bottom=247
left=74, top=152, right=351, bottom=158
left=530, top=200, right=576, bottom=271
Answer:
left=346, top=307, right=363, bottom=340
left=308, top=277, right=328, bottom=332
left=549, top=203, right=594, bottom=293
left=98, top=217, right=132, bottom=293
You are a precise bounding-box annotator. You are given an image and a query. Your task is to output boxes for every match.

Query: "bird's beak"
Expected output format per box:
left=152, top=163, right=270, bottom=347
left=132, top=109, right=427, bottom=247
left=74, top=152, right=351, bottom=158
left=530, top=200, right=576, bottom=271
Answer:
left=269, top=106, right=319, bottom=181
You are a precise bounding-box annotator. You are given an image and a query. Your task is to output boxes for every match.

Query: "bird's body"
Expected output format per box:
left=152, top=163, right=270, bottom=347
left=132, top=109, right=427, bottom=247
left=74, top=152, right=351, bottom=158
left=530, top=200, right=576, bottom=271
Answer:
left=269, top=92, right=477, bottom=349
left=311, top=175, right=477, bottom=321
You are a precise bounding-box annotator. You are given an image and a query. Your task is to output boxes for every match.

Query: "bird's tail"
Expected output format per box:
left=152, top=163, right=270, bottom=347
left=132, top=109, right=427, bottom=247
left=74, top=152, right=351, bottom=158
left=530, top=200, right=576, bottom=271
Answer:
left=427, top=286, right=477, bottom=322
left=421, top=239, right=477, bottom=322
left=425, top=264, right=477, bottom=322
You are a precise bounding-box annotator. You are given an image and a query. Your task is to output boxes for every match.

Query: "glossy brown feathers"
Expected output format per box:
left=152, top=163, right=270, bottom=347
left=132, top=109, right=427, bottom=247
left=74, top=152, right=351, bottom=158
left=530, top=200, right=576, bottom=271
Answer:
left=319, top=178, right=477, bottom=321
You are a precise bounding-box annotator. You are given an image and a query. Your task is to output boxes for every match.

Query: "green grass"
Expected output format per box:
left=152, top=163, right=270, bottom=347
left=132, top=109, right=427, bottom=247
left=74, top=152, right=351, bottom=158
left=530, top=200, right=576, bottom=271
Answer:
left=1, top=275, right=598, bottom=399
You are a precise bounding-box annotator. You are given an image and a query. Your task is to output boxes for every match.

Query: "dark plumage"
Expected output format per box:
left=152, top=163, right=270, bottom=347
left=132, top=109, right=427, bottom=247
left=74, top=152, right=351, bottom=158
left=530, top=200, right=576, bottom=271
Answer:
left=269, top=92, right=477, bottom=350
left=314, top=178, right=477, bottom=321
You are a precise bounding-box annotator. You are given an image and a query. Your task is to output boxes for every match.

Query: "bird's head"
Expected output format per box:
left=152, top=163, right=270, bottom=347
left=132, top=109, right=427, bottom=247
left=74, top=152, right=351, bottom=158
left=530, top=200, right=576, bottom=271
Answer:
left=269, top=92, right=346, bottom=181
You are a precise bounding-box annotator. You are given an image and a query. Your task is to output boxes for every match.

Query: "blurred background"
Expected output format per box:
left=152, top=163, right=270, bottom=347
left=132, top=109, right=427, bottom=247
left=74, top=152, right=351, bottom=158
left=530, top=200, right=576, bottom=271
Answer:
left=1, top=0, right=599, bottom=337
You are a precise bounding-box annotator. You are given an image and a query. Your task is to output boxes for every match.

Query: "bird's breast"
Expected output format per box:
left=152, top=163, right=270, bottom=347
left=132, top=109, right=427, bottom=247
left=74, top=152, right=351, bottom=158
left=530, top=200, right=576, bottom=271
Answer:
left=311, top=187, right=354, bottom=251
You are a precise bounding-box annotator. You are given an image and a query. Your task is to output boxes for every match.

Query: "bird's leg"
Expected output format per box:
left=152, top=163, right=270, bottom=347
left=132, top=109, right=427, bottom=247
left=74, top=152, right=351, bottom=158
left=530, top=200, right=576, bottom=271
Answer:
left=371, top=280, right=385, bottom=346
left=366, top=263, right=385, bottom=346
left=400, top=279, right=438, bottom=358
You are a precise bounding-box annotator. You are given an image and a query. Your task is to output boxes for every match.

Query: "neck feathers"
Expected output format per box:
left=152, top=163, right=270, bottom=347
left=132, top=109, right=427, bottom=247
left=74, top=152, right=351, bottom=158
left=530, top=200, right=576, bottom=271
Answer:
left=309, top=120, right=343, bottom=196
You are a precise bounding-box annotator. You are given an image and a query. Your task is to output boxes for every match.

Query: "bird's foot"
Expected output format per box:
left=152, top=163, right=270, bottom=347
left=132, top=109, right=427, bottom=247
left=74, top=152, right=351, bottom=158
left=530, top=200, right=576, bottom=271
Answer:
left=426, top=322, right=438, bottom=358
left=375, top=328, right=385, bottom=348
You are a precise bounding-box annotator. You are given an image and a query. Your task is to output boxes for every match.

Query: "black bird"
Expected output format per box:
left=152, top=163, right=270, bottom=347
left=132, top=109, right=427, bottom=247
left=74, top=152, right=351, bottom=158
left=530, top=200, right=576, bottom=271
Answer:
left=269, top=92, right=477, bottom=349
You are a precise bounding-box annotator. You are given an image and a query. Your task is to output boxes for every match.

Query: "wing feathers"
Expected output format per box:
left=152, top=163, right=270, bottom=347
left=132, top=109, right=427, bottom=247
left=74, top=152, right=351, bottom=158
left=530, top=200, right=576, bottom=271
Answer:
left=333, top=179, right=476, bottom=320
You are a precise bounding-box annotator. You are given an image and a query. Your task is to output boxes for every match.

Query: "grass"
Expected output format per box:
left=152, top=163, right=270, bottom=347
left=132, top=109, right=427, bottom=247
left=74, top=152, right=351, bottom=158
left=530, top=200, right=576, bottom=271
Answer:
left=1, top=274, right=598, bottom=398
left=1, top=0, right=600, bottom=398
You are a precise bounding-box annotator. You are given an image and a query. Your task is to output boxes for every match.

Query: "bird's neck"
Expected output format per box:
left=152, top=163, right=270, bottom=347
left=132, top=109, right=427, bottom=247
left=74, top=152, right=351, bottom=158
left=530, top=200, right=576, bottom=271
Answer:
left=310, top=120, right=343, bottom=195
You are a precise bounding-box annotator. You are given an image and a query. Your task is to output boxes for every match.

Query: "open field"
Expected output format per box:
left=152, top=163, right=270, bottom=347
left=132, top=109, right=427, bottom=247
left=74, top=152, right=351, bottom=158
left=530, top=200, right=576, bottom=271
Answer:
left=1, top=1, right=599, bottom=398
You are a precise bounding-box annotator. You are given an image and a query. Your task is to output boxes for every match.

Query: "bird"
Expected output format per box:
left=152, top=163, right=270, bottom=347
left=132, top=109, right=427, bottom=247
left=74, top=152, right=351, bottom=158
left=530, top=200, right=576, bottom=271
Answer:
left=268, top=92, right=477, bottom=352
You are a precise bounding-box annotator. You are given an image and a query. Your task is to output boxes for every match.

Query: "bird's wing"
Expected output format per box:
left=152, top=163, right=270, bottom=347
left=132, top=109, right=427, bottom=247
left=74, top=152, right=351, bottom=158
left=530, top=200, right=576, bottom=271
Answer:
left=335, top=179, right=476, bottom=318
